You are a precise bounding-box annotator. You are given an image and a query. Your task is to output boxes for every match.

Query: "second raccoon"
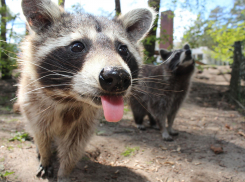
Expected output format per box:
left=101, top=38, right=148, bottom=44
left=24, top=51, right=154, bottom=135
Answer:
left=130, top=45, right=195, bottom=141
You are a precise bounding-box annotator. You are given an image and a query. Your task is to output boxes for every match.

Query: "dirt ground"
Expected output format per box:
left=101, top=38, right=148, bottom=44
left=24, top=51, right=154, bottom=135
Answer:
left=0, top=66, right=245, bottom=182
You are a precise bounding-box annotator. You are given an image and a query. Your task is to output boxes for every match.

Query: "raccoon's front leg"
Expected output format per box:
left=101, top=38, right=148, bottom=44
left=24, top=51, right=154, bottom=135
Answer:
left=157, top=116, right=173, bottom=141
left=167, top=112, right=179, bottom=136
left=135, top=114, right=146, bottom=130
left=57, top=133, right=86, bottom=182
left=131, top=104, right=147, bottom=130
left=34, top=133, right=53, bottom=179
left=148, top=113, right=160, bottom=130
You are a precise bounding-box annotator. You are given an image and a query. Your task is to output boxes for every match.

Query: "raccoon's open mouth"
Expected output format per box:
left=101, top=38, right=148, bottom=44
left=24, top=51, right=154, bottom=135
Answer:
left=80, top=92, right=127, bottom=121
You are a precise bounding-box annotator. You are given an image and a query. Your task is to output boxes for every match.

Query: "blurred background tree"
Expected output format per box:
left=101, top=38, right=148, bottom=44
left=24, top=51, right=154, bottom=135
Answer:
left=0, top=0, right=19, bottom=79
left=182, top=0, right=245, bottom=63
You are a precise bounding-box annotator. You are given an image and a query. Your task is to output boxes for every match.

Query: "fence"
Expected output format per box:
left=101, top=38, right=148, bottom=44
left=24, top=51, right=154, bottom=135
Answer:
left=239, top=60, right=245, bottom=107
left=230, top=41, right=245, bottom=111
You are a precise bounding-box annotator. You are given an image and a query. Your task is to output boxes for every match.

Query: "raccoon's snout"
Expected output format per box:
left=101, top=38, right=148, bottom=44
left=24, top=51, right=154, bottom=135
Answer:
left=185, top=50, right=192, bottom=56
left=99, top=67, right=131, bottom=92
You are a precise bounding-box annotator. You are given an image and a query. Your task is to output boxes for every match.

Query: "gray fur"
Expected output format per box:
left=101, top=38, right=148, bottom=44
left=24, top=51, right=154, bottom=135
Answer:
left=18, top=0, right=155, bottom=181
left=130, top=45, right=195, bottom=141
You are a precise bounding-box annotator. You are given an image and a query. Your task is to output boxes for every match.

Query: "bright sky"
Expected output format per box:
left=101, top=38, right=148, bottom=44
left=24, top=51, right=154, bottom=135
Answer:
left=7, top=0, right=234, bottom=43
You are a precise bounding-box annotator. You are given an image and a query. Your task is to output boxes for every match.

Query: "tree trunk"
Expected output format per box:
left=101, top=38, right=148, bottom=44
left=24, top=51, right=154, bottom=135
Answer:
left=143, top=0, right=160, bottom=64
left=0, top=0, right=11, bottom=79
left=59, top=0, right=65, bottom=8
left=230, top=41, right=242, bottom=100
left=115, top=0, right=121, bottom=16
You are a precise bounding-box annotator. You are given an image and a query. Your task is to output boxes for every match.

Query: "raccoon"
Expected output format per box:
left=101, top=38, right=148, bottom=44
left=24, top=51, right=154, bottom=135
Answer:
left=18, top=0, right=154, bottom=181
left=130, top=44, right=195, bottom=141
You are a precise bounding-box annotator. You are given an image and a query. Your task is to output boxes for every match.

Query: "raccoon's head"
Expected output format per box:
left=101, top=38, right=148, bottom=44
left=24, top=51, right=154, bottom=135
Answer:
left=21, top=0, right=155, bottom=121
left=159, top=44, right=195, bottom=75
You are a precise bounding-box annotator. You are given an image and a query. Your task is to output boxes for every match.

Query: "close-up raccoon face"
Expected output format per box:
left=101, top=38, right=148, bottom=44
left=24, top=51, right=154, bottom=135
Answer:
left=21, top=0, right=154, bottom=121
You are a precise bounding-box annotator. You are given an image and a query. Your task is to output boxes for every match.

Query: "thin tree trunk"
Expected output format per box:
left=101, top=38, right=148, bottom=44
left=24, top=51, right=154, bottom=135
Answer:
left=115, top=0, right=121, bottom=16
left=143, top=0, right=160, bottom=64
left=59, top=0, right=65, bottom=8
left=0, top=0, right=11, bottom=79
left=230, top=41, right=242, bottom=100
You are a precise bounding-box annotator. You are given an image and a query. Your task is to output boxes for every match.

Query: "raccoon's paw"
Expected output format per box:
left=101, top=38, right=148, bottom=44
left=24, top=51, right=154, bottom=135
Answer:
left=58, top=176, right=70, bottom=182
left=137, top=124, right=146, bottom=130
left=151, top=124, right=160, bottom=130
left=162, top=131, right=173, bottom=141
left=36, top=164, right=53, bottom=179
left=168, top=128, right=179, bottom=136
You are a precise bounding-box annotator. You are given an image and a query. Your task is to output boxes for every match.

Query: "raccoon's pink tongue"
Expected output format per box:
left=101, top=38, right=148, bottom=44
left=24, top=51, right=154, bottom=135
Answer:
left=101, top=96, right=124, bottom=122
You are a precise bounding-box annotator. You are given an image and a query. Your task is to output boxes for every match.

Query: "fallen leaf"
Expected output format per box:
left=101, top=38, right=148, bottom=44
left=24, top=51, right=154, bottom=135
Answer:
left=164, top=161, right=175, bottom=165
left=225, top=124, right=232, bottom=130
left=210, top=145, right=224, bottom=154
left=238, top=131, right=245, bottom=137
left=156, top=156, right=166, bottom=159
left=160, top=146, right=167, bottom=150
left=177, top=146, right=181, bottom=152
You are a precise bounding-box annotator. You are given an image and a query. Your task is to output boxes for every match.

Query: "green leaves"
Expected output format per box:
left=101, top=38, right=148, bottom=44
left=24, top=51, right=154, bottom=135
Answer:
left=0, top=171, right=14, bottom=180
left=121, top=146, right=140, bottom=157
left=182, top=0, right=245, bottom=63
left=9, top=132, right=31, bottom=142
left=207, top=22, right=245, bottom=63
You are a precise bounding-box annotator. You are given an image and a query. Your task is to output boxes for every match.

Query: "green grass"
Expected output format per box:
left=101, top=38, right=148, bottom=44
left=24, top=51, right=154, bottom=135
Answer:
left=121, top=146, right=140, bottom=157
left=7, top=118, right=19, bottom=123
left=82, top=156, right=90, bottom=161
left=123, top=107, right=130, bottom=112
left=9, top=132, right=31, bottom=142
left=0, top=158, right=5, bottom=162
left=96, top=130, right=106, bottom=136
left=7, top=146, right=13, bottom=151
left=0, top=171, right=14, bottom=179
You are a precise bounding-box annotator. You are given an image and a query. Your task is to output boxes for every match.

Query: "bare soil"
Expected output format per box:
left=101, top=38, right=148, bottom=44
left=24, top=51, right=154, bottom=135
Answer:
left=0, top=66, right=245, bottom=182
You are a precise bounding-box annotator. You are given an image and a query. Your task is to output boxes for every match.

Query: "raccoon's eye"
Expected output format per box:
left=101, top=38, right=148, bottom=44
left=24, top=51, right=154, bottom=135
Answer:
left=118, top=45, right=129, bottom=57
left=71, top=42, right=85, bottom=52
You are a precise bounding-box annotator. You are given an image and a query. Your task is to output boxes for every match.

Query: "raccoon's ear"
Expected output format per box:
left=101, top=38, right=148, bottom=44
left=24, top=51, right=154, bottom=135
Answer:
left=159, top=49, right=171, bottom=61
left=183, top=44, right=190, bottom=50
left=118, top=8, right=155, bottom=42
left=22, top=0, right=63, bottom=33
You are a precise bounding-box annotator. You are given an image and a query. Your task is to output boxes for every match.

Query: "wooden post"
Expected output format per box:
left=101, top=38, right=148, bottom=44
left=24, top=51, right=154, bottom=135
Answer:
left=230, top=41, right=242, bottom=100
left=115, top=0, right=121, bottom=16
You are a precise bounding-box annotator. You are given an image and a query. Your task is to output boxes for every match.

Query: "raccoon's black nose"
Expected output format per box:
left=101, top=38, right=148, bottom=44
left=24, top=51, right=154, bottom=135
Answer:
left=185, top=50, right=191, bottom=56
left=99, top=67, right=131, bottom=92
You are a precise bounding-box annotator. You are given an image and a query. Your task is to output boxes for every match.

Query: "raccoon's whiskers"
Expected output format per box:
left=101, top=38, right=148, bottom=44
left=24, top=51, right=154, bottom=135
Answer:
left=131, top=93, right=151, bottom=113
left=26, top=84, right=73, bottom=94
left=48, top=53, right=80, bottom=73
left=24, top=74, right=72, bottom=88
left=0, top=47, right=18, bottom=55
left=136, top=85, right=180, bottom=92
left=36, top=106, right=52, bottom=115
left=20, top=59, right=74, bottom=78
left=132, top=80, right=169, bottom=86
left=132, top=86, right=160, bottom=97
left=132, top=87, right=166, bottom=97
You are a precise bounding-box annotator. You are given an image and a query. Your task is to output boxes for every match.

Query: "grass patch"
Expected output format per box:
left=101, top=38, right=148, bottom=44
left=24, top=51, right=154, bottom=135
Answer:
left=9, top=132, right=31, bottom=142
left=121, top=146, right=140, bottom=157
left=82, top=156, right=90, bottom=161
left=7, top=146, right=13, bottom=151
left=124, top=106, right=130, bottom=112
left=7, top=118, right=19, bottom=123
left=0, top=171, right=14, bottom=180
left=0, top=158, right=5, bottom=162
left=96, top=130, right=106, bottom=136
